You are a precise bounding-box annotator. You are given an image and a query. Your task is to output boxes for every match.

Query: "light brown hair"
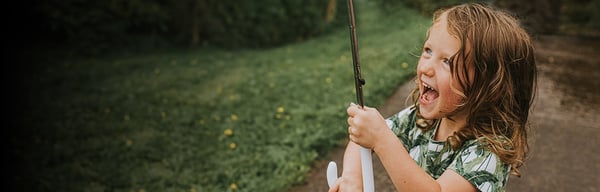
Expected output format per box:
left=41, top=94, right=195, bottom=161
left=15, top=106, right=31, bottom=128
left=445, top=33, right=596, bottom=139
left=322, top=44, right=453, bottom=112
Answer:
left=412, top=3, right=537, bottom=176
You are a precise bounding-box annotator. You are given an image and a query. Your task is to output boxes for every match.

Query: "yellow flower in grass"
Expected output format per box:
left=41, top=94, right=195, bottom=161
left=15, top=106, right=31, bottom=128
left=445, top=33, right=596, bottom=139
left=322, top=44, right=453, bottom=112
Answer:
left=230, top=183, right=238, bottom=190
left=277, top=106, right=284, bottom=113
left=402, top=62, right=409, bottom=69
left=229, top=142, right=236, bottom=150
left=230, top=114, right=238, bottom=121
left=224, top=128, right=233, bottom=136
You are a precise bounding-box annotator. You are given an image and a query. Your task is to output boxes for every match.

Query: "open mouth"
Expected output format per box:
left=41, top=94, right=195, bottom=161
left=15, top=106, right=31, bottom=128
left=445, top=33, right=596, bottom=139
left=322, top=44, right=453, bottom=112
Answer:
left=421, top=82, right=439, bottom=103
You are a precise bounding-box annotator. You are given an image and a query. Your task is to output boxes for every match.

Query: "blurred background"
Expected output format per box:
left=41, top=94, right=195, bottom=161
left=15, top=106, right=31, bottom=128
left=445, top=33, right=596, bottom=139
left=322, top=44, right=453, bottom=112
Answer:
left=10, top=0, right=599, bottom=54
left=10, top=0, right=598, bottom=191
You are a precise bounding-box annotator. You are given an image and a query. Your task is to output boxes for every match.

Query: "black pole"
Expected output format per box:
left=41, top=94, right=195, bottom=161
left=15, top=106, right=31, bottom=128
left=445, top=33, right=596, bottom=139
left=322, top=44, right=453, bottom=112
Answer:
left=347, top=0, right=365, bottom=108
left=346, top=3, right=374, bottom=192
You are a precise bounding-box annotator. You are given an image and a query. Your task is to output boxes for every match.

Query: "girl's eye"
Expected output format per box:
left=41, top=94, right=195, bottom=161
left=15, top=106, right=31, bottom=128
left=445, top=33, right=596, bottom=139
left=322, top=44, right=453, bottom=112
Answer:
left=424, top=47, right=432, bottom=55
left=443, top=58, right=450, bottom=65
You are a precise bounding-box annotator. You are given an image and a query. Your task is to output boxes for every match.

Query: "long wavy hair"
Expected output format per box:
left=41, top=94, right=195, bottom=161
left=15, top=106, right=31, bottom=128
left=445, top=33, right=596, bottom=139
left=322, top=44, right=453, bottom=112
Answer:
left=411, top=3, right=537, bottom=176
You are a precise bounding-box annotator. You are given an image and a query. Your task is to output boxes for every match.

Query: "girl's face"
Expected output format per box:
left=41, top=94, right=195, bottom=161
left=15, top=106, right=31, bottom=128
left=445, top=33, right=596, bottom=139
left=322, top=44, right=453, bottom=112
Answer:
left=417, top=13, right=466, bottom=120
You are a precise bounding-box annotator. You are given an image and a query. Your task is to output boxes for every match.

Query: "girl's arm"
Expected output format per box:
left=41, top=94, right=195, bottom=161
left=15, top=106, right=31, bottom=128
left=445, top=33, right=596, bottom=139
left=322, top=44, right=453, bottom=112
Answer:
left=347, top=104, right=477, bottom=192
left=328, top=141, right=363, bottom=192
left=374, top=130, right=475, bottom=192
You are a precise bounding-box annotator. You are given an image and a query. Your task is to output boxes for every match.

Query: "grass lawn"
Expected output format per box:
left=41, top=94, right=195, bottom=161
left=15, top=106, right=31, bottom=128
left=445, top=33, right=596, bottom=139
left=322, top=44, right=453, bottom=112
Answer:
left=14, top=2, right=429, bottom=191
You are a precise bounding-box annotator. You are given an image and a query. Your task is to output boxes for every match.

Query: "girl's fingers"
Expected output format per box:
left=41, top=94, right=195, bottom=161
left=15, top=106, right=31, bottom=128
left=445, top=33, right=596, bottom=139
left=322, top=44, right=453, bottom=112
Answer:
left=351, top=127, right=359, bottom=137
left=347, top=116, right=353, bottom=126
left=349, top=127, right=360, bottom=145
left=346, top=102, right=364, bottom=116
left=348, top=116, right=361, bottom=127
left=328, top=178, right=341, bottom=192
left=346, top=105, right=356, bottom=116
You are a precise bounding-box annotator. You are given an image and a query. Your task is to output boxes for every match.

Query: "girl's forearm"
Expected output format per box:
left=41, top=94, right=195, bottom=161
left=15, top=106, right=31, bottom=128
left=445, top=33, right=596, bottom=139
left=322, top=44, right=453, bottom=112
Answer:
left=341, top=141, right=363, bottom=181
left=374, top=130, right=441, bottom=192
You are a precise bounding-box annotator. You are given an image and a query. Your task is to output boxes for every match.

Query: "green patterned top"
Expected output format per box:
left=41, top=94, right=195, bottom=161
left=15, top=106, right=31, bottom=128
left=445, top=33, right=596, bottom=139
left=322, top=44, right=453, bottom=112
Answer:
left=386, top=107, right=510, bottom=192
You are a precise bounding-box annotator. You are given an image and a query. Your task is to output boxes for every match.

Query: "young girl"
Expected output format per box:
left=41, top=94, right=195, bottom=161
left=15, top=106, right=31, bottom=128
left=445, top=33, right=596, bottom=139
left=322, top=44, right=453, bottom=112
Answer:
left=329, top=3, right=536, bottom=192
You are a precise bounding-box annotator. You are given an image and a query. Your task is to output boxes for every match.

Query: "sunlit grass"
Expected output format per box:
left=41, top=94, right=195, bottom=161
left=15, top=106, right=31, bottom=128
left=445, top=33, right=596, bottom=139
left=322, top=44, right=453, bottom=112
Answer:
left=15, top=2, right=429, bottom=191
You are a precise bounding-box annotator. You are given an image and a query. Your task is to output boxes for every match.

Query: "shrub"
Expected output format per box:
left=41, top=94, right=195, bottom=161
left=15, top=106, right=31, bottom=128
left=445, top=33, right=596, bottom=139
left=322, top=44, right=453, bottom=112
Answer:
left=373, top=0, right=488, bottom=16
left=179, top=0, right=348, bottom=48
left=35, top=0, right=348, bottom=53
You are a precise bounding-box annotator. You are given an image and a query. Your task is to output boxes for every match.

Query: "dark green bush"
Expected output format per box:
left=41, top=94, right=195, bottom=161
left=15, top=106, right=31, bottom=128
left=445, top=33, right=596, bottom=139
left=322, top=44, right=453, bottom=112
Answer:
left=373, top=0, right=598, bottom=37
left=559, top=0, right=600, bottom=36
left=175, top=0, right=348, bottom=48
left=35, top=0, right=348, bottom=53
left=37, top=0, right=170, bottom=54
left=373, top=0, right=487, bottom=16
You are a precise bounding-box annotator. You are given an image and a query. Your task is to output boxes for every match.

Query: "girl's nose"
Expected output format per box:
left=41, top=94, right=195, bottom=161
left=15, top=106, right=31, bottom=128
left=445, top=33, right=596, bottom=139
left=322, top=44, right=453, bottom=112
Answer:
left=418, top=58, right=435, bottom=77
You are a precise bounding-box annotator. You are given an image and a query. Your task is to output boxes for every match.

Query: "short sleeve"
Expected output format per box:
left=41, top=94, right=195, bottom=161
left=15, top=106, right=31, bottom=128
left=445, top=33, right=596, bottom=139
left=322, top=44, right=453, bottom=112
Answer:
left=385, top=106, right=416, bottom=149
left=447, top=141, right=511, bottom=192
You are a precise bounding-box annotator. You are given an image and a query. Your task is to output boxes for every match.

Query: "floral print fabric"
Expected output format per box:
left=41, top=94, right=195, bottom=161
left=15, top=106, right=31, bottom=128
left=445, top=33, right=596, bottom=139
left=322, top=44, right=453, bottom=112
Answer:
left=386, top=107, right=510, bottom=192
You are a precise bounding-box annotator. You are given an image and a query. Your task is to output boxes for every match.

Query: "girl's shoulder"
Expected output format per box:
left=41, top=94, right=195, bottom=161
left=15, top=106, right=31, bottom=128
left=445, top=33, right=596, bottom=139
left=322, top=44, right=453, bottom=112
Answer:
left=449, top=138, right=511, bottom=192
left=386, top=106, right=420, bottom=149
left=386, top=106, right=417, bottom=135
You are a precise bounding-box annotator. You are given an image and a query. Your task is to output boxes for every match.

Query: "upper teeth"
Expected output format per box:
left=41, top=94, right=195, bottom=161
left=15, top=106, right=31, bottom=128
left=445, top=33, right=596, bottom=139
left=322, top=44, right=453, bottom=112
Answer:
left=423, top=83, right=432, bottom=89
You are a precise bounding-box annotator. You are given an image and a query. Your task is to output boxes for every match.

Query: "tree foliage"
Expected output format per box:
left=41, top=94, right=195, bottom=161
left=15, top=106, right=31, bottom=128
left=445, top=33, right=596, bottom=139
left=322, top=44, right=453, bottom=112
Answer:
left=373, top=0, right=599, bottom=37
left=35, top=0, right=347, bottom=52
left=373, top=0, right=488, bottom=16
left=170, top=0, right=348, bottom=48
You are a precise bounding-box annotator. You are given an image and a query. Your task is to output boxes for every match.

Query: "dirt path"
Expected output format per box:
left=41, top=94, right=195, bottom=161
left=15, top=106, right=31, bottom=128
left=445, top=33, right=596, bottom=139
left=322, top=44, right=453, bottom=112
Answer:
left=289, top=35, right=600, bottom=192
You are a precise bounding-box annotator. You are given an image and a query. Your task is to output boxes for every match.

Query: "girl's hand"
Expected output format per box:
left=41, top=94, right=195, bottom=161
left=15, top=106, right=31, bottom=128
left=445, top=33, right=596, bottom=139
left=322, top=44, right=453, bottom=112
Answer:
left=346, top=103, right=388, bottom=149
left=328, top=175, right=362, bottom=192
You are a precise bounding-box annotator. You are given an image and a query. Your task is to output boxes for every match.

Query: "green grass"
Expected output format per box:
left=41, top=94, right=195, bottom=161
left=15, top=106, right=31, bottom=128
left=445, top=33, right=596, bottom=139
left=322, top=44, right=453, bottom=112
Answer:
left=15, top=2, right=429, bottom=192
